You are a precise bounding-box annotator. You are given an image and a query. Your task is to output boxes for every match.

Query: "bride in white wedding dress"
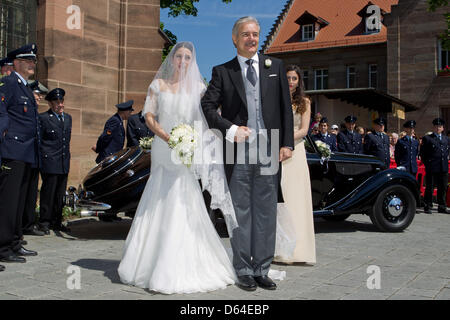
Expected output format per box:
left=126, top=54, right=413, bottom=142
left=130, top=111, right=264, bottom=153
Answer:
left=117, top=42, right=238, bottom=294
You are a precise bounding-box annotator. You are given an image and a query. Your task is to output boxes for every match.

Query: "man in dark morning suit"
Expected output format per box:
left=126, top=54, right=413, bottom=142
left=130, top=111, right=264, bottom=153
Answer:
left=394, top=120, right=419, bottom=177
left=38, top=88, right=73, bottom=233
left=364, top=117, right=390, bottom=169
left=312, top=117, right=338, bottom=152
left=420, top=118, right=450, bottom=214
left=201, top=17, right=294, bottom=291
left=0, top=44, right=41, bottom=265
left=21, top=81, right=47, bottom=237
left=126, top=110, right=154, bottom=147
left=337, top=115, right=363, bottom=153
left=94, top=100, right=133, bottom=163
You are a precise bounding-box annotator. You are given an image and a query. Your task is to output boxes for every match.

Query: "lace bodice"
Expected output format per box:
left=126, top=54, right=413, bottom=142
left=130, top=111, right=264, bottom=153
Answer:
left=157, top=92, right=198, bottom=132
left=293, top=110, right=302, bottom=131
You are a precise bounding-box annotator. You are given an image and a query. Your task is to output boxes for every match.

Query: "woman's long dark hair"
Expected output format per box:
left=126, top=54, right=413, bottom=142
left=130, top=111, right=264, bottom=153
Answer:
left=286, top=64, right=309, bottom=115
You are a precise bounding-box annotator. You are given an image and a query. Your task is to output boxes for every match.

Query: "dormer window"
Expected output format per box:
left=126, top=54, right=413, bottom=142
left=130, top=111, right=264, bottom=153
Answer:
left=302, top=24, right=314, bottom=41
left=358, top=2, right=385, bottom=35
left=295, top=11, right=329, bottom=42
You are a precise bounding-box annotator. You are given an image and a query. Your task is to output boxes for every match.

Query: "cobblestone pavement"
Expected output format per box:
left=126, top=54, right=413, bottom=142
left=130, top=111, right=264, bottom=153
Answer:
left=0, top=209, right=449, bottom=300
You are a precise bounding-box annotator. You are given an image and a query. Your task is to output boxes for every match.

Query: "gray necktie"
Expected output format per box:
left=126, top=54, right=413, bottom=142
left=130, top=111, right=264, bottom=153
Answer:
left=245, top=59, right=257, bottom=86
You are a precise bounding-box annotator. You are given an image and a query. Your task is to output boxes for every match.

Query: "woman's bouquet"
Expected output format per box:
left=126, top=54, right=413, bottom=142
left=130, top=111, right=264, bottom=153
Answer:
left=139, top=136, right=154, bottom=150
left=315, top=140, right=332, bottom=159
left=305, top=138, right=332, bottom=159
left=168, top=123, right=199, bottom=167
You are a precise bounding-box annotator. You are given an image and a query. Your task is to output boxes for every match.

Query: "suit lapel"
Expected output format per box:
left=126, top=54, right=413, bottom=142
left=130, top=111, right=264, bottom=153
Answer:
left=228, top=57, right=247, bottom=109
left=48, top=109, right=60, bottom=127
left=14, top=73, right=36, bottom=106
left=258, top=53, right=269, bottom=103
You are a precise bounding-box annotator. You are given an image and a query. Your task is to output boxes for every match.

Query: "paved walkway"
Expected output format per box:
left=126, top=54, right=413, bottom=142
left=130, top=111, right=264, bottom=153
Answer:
left=0, top=209, right=449, bottom=300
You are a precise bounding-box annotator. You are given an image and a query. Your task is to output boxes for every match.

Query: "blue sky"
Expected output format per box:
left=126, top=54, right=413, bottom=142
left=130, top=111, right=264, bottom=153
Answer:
left=160, top=0, right=287, bottom=81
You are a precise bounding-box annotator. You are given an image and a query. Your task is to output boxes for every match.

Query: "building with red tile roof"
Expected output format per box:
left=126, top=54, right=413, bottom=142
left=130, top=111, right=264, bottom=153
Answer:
left=262, top=0, right=449, bottom=135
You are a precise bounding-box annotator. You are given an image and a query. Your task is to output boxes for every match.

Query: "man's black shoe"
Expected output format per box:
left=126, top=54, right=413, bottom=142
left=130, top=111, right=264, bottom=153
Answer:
left=254, top=276, right=277, bottom=290
left=23, top=225, right=45, bottom=236
left=0, top=264, right=5, bottom=272
left=424, top=207, right=432, bottom=214
left=16, top=246, right=38, bottom=257
left=438, top=207, right=449, bottom=214
left=236, top=275, right=257, bottom=291
left=0, top=254, right=26, bottom=263
left=52, top=224, right=71, bottom=232
left=39, top=225, right=50, bottom=235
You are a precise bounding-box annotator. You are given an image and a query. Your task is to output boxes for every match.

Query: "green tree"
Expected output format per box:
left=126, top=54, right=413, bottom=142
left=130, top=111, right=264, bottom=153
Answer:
left=428, top=0, right=449, bottom=50
left=160, top=22, right=178, bottom=61
left=161, top=0, right=232, bottom=17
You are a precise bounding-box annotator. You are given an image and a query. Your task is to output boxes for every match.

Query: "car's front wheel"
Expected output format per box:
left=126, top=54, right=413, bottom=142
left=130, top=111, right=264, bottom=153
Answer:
left=370, top=184, right=416, bottom=232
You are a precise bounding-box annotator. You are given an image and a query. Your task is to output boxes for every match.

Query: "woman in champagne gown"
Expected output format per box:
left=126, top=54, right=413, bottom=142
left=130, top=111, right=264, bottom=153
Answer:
left=274, top=65, right=316, bottom=264
left=117, top=42, right=238, bottom=294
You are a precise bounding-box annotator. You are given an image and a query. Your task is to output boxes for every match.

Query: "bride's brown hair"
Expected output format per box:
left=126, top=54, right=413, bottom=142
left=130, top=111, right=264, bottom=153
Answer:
left=286, top=64, right=310, bottom=115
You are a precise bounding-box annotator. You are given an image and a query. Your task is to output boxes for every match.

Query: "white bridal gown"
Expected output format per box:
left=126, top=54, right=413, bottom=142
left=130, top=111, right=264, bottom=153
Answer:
left=118, top=88, right=236, bottom=294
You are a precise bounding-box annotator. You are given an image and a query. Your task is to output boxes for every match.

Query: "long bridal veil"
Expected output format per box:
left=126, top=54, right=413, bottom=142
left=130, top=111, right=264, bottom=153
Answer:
left=142, top=41, right=238, bottom=237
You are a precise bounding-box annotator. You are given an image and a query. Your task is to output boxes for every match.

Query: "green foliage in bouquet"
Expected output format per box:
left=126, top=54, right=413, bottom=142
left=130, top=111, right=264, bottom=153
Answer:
left=139, top=136, right=154, bottom=150
left=304, top=138, right=332, bottom=159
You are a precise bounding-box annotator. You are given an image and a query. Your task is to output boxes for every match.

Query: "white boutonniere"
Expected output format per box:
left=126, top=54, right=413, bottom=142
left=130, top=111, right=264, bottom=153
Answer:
left=265, top=59, right=272, bottom=68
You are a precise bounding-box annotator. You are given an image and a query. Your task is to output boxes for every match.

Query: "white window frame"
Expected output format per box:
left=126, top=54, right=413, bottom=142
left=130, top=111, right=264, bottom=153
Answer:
left=302, top=24, right=314, bottom=41
left=369, top=64, right=378, bottom=88
left=303, top=70, right=308, bottom=90
left=314, top=69, right=328, bottom=90
left=347, top=66, right=356, bottom=88
left=438, top=40, right=449, bottom=70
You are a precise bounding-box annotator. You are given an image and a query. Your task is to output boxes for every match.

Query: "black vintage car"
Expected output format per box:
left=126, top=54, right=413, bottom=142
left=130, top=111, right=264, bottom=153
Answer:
left=67, top=135, right=419, bottom=233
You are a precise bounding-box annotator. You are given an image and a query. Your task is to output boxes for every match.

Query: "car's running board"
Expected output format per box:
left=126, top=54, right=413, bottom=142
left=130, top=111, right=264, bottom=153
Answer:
left=313, top=210, right=334, bottom=216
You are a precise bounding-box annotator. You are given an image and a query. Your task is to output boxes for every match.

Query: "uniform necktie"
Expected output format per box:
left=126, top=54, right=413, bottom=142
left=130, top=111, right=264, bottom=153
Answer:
left=245, top=59, right=257, bottom=86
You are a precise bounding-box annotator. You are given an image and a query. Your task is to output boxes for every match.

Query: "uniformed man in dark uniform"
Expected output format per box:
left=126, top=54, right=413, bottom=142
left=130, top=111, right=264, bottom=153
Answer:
left=420, top=118, right=450, bottom=214
left=394, top=120, right=419, bottom=177
left=312, top=117, right=337, bottom=151
left=38, top=88, right=73, bottom=232
left=126, top=110, right=154, bottom=147
left=364, top=117, right=390, bottom=169
left=0, top=43, right=40, bottom=264
left=0, top=90, right=8, bottom=272
left=337, top=115, right=363, bottom=153
left=0, top=57, right=14, bottom=76
left=22, top=81, right=48, bottom=236
left=94, top=100, right=133, bottom=163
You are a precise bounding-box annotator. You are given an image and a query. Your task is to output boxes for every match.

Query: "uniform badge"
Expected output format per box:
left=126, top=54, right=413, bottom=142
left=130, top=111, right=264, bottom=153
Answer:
left=106, top=130, right=112, bottom=135
left=24, top=106, right=28, bottom=113
left=1, top=96, right=4, bottom=102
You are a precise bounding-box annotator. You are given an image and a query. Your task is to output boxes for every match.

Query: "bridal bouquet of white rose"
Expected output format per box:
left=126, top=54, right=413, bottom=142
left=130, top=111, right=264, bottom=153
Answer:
left=314, top=140, right=332, bottom=159
left=168, top=123, right=199, bottom=167
left=139, top=136, right=154, bottom=150
left=305, top=138, right=332, bottom=159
